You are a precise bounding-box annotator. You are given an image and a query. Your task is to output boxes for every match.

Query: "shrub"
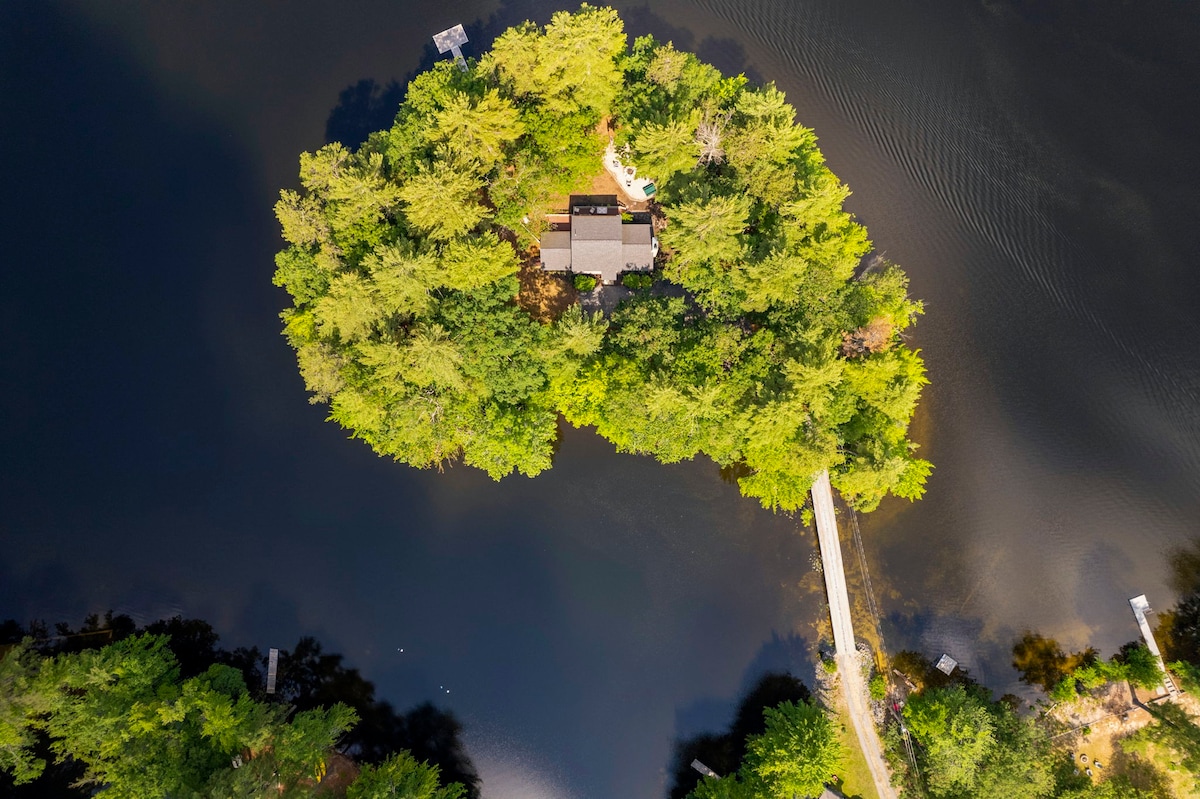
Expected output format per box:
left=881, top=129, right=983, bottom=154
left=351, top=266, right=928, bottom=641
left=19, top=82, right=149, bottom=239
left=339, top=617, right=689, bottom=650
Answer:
left=869, top=673, right=887, bottom=700
left=1074, top=665, right=1107, bottom=690
left=573, top=274, right=598, bottom=291
left=1050, top=677, right=1078, bottom=702
left=822, top=658, right=838, bottom=674
left=1117, top=644, right=1163, bottom=689
left=1169, top=660, right=1200, bottom=692
left=621, top=272, right=653, bottom=290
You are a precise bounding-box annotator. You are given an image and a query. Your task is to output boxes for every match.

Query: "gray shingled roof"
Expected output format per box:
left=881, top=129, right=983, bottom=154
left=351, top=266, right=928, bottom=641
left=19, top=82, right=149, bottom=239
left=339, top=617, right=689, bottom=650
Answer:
left=537, top=197, right=655, bottom=283
left=621, top=224, right=653, bottom=271
left=539, top=231, right=572, bottom=272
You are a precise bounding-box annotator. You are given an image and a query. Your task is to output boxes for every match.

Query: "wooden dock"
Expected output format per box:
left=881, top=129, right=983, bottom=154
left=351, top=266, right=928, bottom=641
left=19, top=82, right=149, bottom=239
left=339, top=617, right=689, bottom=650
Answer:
left=266, top=648, right=279, bottom=695
left=432, top=24, right=469, bottom=71
left=1128, top=594, right=1179, bottom=697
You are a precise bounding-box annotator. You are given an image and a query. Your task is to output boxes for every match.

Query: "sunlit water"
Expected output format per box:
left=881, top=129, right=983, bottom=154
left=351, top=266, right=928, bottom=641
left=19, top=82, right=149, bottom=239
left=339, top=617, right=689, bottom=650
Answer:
left=3, top=1, right=1200, bottom=797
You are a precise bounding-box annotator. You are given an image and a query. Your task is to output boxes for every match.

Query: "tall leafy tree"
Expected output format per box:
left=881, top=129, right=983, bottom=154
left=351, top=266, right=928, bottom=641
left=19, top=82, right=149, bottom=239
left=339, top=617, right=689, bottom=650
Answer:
left=487, top=5, right=626, bottom=117
left=0, top=633, right=472, bottom=799
left=432, top=90, right=524, bottom=171
left=903, top=685, right=996, bottom=797
left=1138, top=702, right=1200, bottom=776
left=399, top=165, right=487, bottom=241
left=742, top=700, right=843, bottom=798
left=347, top=752, right=465, bottom=799
left=633, top=113, right=700, bottom=182
left=0, top=645, right=44, bottom=784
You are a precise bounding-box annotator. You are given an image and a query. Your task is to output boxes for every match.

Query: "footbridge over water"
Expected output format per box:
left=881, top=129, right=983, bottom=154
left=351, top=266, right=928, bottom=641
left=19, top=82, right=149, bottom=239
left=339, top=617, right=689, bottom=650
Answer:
left=811, top=469, right=897, bottom=799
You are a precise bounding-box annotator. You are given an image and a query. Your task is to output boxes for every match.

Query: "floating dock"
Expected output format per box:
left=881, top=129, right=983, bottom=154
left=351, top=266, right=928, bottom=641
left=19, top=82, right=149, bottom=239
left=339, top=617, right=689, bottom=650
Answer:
left=433, top=24, right=469, bottom=71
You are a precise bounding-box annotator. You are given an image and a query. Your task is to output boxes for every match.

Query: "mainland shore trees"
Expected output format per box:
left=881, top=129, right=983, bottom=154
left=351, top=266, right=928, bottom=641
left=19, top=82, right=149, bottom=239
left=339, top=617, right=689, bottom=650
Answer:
left=273, top=4, right=930, bottom=513
left=0, top=615, right=476, bottom=799
left=0, top=635, right=467, bottom=799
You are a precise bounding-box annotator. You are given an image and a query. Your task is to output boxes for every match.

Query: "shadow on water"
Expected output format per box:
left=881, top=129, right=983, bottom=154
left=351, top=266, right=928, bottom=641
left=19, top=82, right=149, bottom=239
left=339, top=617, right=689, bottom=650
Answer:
left=694, top=37, right=763, bottom=86
left=1156, top=538, right=1200, bottom=666
left=1166, top=538, right=1200, bottom=597
left=1009, top=631, right=1097, bottom=694
left=881, top=608, right=1035, bottom=694
left=666, top=631, right=817, bottom=799
left=325, top=78, right=406, bottom=147
left=666, top=670, right=813, bottom=799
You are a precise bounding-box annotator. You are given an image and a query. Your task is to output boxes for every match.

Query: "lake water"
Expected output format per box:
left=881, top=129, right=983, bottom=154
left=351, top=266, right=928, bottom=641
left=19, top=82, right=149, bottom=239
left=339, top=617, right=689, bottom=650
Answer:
left=4, top=1, right=1200, bottom=797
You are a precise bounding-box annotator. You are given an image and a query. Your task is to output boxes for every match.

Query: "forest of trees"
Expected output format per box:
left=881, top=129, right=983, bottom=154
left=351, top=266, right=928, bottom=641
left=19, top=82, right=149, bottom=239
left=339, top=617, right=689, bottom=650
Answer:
left=0, top=615, right=474, bottom=799
left=885, top=678, right=1162, bottom=799
left=893, top=683, right=1200, bottom=799
left=883, top=551, right=1200, bottom=799
left=273, top=4, right=930, bottom=513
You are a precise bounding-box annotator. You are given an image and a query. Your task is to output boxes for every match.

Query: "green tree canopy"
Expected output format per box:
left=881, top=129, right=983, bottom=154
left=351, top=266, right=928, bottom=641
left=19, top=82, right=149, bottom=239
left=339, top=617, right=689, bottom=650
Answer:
left=903, top=685, right=996, bottom=796
left=680, top=695, right=843, bottom=799
left=486, top=5, right=626, bottom=117
left=347, top=751, right=466, bottom=799
left=742, top=700, right=843, bottom=798
left=0, top=634, right=466, bottom=799
left=1, top=635, right=356, bottom=797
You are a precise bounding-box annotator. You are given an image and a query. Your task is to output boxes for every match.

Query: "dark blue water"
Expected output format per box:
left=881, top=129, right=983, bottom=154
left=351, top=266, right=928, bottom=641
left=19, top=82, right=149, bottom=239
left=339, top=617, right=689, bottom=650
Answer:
left=4, top=2, right=1200, bottom=797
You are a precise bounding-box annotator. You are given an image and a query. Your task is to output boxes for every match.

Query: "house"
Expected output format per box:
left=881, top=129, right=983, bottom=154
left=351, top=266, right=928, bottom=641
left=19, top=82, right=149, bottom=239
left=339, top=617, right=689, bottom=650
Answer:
left=538, top=195, right=656, bottom=285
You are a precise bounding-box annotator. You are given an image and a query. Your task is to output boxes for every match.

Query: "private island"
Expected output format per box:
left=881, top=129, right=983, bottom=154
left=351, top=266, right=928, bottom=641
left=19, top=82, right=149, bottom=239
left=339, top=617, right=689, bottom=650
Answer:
left=272, top=5, right=930, bottom=516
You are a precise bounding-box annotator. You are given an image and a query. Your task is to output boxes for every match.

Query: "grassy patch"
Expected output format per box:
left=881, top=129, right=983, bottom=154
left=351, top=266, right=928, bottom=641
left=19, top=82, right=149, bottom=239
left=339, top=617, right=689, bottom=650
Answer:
left=833, top=702, right=881, bottom=799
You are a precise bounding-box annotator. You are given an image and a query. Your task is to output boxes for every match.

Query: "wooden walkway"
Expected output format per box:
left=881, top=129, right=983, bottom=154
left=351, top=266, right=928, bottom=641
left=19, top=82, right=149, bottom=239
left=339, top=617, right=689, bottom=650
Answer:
left=1129, top=594, right=1179, bottom=698
left=812, top=469, right=897, bottom=799
left=266, top=648, right=279, bottom=694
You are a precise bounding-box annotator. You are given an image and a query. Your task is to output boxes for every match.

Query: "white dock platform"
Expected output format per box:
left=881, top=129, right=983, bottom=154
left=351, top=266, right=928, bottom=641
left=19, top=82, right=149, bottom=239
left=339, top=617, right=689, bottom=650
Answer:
left=1128, top=594, right=1178, bottom=697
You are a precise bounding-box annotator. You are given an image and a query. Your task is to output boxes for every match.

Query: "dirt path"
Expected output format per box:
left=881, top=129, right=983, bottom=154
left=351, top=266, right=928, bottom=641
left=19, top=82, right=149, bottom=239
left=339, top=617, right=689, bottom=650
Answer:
left=812, top=469, right=897, bottom=799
